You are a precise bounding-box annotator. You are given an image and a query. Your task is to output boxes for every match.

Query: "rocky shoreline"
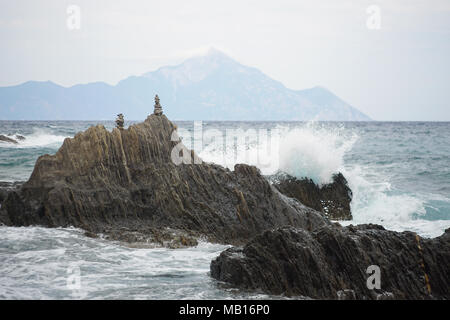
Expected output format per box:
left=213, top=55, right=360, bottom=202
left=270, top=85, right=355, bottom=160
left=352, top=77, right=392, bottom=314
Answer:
left=1, top=111, right=448, bottom=299
left=0, top=114, right=328, bottom=246
left=211, top=224, right=450, bottom=299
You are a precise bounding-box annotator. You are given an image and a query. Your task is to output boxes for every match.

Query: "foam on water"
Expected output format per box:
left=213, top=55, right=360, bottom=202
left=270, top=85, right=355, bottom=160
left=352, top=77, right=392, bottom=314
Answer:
left=277, top=123, right=357, bottom=184
left=341, top=165, right=450, bottom=238
left=0, top=226, right=288, bottom=300
left=0, top=128, right=67, bottom=148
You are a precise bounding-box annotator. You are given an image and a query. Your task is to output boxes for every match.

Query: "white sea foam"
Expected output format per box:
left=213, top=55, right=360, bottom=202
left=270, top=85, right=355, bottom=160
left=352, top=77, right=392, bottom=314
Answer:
left=341, top=165, right=450, bottom=238
left=199, top=122, right=357, bottom=185
left=277, top=123, right=357, bottom=184
left=0, top=226, right=287, bottom=300
left=0, top=129, right=67, bottom=148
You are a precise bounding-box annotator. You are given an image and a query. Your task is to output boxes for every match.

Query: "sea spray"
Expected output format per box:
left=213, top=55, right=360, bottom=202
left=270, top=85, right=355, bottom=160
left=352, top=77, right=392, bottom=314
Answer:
left=277, top=122, right=357, bottom=184
left=341, top=164, right=450, bottom=238
left=198, top=121, right=358, bottom=184
left=0, top=128, right=67, bottom=149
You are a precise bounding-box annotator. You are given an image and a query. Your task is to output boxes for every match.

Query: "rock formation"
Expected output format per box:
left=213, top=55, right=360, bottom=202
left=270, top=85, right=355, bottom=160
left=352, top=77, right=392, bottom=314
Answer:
left=115, top=113, right=124, bottom=129
left=3, top=107, right=446, bottom=299
left=272, top=173, right=352, bottom=220
left=0, top=114, right=328, bottom=246
left=153, top=95, right=163, bottom=115
left=210, top=224, right=450, bottom=299
left=0, top=135, right=19, bottom=144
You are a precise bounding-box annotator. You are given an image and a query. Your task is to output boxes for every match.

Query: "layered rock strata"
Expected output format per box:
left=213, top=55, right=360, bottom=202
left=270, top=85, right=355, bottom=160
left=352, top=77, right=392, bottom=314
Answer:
left=273, top=173, right=353, bottom=220
left=211, top=224, right=450, bottom=299
left=0, top=115, right=328, bottom=246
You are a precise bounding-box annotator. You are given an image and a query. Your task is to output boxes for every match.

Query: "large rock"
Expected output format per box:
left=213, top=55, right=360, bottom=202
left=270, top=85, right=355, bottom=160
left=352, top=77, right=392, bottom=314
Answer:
left=272, top=173, right=352, bottom=220
left=0, top=115, right=328, bottom=246
left=15, top=135, right=26, bottom=141
left=210, top=225, right=450, bottom=299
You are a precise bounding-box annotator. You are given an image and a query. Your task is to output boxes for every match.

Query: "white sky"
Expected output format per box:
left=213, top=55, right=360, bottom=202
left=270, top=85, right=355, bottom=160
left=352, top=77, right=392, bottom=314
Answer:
left=0, top=0, right=449, bottom=120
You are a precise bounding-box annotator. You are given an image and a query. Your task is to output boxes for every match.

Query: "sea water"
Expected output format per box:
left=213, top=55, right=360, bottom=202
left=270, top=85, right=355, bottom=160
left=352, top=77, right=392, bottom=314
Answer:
left=0, top=120, right=449, bottom=299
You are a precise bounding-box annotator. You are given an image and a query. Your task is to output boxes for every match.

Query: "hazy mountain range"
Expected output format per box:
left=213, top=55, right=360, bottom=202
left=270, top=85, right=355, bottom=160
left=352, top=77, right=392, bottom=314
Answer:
left=0, top=48, right=371, bottom=121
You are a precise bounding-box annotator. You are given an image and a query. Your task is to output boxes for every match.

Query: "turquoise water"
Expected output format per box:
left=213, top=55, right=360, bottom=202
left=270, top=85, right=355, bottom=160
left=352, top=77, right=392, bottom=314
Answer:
left=0, top=120, right=449, bottom=299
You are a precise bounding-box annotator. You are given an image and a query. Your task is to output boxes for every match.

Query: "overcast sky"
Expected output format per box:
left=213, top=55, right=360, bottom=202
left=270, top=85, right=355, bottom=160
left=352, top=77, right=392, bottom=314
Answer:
left=0, top=0, right=449, bottom=120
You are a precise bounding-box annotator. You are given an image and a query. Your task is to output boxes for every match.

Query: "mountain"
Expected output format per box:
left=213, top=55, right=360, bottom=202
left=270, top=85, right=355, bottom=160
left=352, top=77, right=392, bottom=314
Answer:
left=0, top=48, right=371, bottom=121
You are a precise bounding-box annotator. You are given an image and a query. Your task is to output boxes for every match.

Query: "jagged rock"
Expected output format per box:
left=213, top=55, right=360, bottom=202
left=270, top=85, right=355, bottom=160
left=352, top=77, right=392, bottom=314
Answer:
left=15, top=135, right=26, bottom=141
left=0, top=114, right=328, bottom=246
left=210, top=225, right=450, bottom=299
left=0, top=135, right=18, bottom=144
left=102, top=227, right=200, bottom=249
left=115, top=113, right=124, bottom=129
left=272, top=173, right=352, bottom=220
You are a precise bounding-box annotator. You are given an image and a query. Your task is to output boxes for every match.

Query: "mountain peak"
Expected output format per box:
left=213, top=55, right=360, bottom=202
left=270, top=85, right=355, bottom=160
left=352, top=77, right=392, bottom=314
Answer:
left=205, top=47, right=228, bottom=58
left=1, top=49, right=371, bottom=121
left=191, top=47, right=237, bottom=65
left=142, top=47, right=240, bottom=85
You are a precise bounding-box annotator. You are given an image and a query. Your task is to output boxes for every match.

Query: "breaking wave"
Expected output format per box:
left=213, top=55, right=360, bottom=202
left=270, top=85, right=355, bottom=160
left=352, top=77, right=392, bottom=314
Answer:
left=197, top=121, right=450, bottom=237
left=0, top=129, right=67, bottom=148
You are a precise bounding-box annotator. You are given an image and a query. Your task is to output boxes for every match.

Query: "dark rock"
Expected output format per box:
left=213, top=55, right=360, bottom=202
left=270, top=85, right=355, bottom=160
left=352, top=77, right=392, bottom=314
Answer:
left=336, top=289, right=356, bottom=300
left=0, top=135, right=18, bottom=144
left=0, top=182, right=24, bottom=206
left=115, top=114, right=124, bottom=129
left=0, top=114, right=328, bottom=246
left=103, top=226, right=199, bottom=249
left=84, top=231, right=98, bottom=238
left=15, top=135, right=26, bottom=141
left=272, top=172, right=352, bottom=220
left=153, top=94, right=163, bottom=115
left=210, top=225, right=450, bottom=299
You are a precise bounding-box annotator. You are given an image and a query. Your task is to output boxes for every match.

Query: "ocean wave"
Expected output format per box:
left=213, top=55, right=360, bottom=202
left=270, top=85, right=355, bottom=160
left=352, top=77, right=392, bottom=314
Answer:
left=198, top=121, right=357, bottom=185
left=197, top=122, right=449, bottom=237
left=276, top=122, right=357, bottom=184
left=0, top=226, right=254, bottom=300
left=0, top=129, right=67, bottom=149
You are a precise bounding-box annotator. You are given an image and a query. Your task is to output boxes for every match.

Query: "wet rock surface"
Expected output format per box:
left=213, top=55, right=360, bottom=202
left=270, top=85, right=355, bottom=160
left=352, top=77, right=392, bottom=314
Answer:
left=103, top=227, right=200, bottom=249
left=0, top=182, right=23, bottom=207
left=210, top=224, right=450, bottom=299
left=273, top=173, right=352, bottom=220
left=0, top=115, right=328, bottom=246
left=0, top=135, right=19, bottom=144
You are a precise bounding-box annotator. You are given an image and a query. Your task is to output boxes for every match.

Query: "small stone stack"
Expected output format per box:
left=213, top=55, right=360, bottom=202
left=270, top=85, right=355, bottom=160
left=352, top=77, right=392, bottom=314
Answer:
left=153, top=95, right=163, bottom=115
left=115, top=113, right=124, bottom=129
